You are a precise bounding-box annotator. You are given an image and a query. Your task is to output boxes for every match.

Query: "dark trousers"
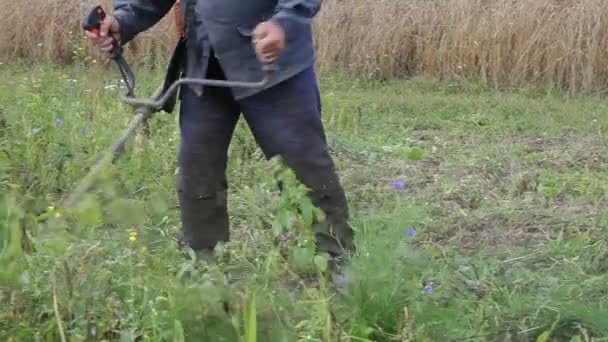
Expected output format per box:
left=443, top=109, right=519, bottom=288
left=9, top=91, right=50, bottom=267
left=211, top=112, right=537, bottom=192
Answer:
left=176, top=53, right=354, bottom=257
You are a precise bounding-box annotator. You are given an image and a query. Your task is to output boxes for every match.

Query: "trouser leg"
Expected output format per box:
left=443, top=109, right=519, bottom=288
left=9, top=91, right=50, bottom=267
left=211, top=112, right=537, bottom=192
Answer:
left=177, top=55, right=240, bottom=251
left=238, top=66, right=355, bottom=257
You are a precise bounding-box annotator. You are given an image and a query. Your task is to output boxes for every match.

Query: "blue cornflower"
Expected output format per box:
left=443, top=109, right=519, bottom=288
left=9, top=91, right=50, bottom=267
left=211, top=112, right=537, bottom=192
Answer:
left=405, top=228, right=417, bottom=236
left=392, top=181, right=406, bottom=189
left=55, top=117, right=64, bottom=127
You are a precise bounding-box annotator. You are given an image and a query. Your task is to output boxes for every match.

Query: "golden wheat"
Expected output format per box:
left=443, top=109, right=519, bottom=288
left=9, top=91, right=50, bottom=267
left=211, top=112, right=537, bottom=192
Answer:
left=0, top=0, right=177, bottom=64
left=2, top=0, right=608, bottom=93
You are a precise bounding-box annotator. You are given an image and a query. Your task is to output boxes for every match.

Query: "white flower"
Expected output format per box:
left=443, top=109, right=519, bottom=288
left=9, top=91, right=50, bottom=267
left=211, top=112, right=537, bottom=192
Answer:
left=27, top=128, right=41, bottom=136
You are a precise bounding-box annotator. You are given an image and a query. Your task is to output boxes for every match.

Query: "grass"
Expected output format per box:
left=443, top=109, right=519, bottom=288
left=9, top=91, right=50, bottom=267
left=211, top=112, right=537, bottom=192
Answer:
left=1, top=61, right=608, bottom=341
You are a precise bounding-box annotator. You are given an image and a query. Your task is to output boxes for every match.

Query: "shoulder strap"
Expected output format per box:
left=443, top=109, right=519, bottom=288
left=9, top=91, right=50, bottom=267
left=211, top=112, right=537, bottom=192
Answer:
left=180, top=0, right=196, bottom=38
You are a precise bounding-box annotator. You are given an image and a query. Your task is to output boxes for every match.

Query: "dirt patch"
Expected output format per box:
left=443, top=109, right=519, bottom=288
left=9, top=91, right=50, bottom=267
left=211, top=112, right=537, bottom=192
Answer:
left=502, top=133, right=608, bottom=171
left=414, top=159, right=441, bottom=173
left=409, top=129, right=442, bottom=142
left=501, top=131, right=584, bottom=150
left=555, top=201, right=596, bottom=218
left=370, top=153, right=443, bottom=191
left=570, top=141, right=608, bottom=171
left=433, top=212, right=562, bottom=252
left=502, top=135, right=562, bottom=152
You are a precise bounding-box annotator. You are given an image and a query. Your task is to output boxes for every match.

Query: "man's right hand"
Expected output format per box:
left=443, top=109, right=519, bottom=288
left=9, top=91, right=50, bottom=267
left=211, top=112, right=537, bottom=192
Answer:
left=84, top=15, right=121, bottom=55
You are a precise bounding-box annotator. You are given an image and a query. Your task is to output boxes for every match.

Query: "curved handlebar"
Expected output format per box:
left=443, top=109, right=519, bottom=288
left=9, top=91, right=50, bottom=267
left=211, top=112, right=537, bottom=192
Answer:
left=120, top=67, right=274, bottom=110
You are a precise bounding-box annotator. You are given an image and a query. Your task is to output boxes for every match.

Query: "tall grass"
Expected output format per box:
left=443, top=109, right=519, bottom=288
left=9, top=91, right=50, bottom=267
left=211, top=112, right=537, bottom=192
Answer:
left=314, top=0, right=608, bottom=94
left=0, top=0, right=177, bottom=66
left=2, top=0, right=608, bottom=92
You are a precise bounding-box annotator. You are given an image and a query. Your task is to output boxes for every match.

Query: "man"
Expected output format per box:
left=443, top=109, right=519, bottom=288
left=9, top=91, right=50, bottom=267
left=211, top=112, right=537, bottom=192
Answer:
left=86, top=0, right=355, bottom=279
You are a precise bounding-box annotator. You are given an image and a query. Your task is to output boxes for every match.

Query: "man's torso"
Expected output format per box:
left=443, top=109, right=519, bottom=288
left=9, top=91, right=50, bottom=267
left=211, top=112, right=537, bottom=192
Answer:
left=179, top=0, right=316, bottom=100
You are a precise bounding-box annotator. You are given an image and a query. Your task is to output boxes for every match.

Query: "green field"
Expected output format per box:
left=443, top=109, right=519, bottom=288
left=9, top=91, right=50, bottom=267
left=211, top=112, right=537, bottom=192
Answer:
left=1, top=62, right=608, bottom=341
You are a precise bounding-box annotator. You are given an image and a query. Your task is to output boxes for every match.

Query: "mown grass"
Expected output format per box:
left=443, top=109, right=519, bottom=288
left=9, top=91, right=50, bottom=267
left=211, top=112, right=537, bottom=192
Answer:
left=1, top=61, right=608, bottom=341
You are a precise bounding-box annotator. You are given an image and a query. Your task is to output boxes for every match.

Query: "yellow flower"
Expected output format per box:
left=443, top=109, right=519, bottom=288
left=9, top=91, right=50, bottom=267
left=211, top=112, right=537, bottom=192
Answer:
left=128, top=231, right=138, bottom=243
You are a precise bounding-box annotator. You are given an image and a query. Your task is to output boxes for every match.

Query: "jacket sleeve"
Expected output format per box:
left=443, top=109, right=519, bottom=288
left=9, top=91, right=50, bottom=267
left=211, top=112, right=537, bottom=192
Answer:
left=271, top=0, right=321, bottom=38
left=113, top=0, right=176, bottom=45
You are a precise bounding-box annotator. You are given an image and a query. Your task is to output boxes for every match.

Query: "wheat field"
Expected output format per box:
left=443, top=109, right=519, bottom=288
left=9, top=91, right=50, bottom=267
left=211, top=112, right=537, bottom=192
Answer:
left=2, top=0, right=608, bottom=93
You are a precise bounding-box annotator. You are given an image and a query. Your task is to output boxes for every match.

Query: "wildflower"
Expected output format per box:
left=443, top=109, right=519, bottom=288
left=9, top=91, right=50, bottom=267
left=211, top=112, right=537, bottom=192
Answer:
left=45, top=206, right=61, bottom=218
left=27, top=127, right=41, bottom=136
left=54, top=118, right=64, bottom=127
left=422, top=281, right=435, bottom=294
left=128, top=231, right=138, bottom=243
left=391, top=181, right=406, bottom=189
left=405, top=228, right=417, bottom=236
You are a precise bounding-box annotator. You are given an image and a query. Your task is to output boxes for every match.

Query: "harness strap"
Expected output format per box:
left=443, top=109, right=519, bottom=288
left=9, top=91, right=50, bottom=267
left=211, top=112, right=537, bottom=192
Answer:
left=181, top=0, right=196, bottom=39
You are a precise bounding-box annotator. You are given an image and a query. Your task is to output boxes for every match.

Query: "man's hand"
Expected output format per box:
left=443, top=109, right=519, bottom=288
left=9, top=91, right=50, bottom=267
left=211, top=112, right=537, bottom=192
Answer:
left=253, top=21, right=286, bottom=64
left=84, top=15, right=121, bottom=56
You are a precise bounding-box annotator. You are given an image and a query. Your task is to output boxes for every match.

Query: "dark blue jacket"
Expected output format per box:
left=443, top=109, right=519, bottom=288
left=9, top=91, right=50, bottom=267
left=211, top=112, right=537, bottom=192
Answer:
left=113, top=0, right=321, bottom=100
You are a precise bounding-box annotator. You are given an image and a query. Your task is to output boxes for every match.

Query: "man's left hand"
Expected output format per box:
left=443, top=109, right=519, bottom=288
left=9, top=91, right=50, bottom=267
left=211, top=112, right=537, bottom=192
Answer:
left=253, top=21, right=285, bottom=64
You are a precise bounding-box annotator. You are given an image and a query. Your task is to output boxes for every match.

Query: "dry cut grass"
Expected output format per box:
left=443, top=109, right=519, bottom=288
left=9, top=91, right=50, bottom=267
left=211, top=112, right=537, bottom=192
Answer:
left=2, top=0, right=608, bottom=94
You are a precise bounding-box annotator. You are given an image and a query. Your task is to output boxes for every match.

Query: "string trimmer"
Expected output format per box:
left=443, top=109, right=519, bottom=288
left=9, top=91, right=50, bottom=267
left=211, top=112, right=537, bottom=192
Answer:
left=62, top=5, right=274, bottom=210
